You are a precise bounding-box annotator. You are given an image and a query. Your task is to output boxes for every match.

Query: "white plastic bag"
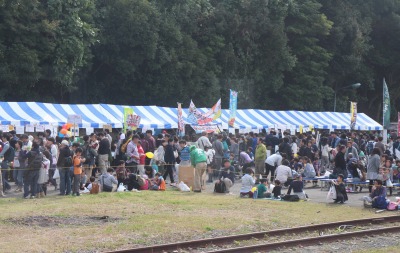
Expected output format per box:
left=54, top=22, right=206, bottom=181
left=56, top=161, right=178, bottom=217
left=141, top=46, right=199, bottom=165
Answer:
left=324, top=171, right=331, bottom=178
left=327, top=185, right=337, bottom=200
left=269, top=183, right=275, bottom=193
left=178, top=181, right=190, bottom=192
left=53, top=168, right=60, bottom=179
left=386, top=179, right=393, bottom=187
left=117, top=183, right=126, bottom=192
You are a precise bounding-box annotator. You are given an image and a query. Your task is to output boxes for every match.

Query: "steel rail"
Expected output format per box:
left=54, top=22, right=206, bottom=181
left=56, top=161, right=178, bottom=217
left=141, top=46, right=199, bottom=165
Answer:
left=108, top=215, right=400, bottom=253
left=207, top=225, right=400, bottom=253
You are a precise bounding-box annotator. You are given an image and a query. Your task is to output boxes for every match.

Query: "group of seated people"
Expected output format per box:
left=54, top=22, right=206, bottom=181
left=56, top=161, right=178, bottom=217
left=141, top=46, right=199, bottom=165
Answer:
left=237, top=167, right=308, bottom=200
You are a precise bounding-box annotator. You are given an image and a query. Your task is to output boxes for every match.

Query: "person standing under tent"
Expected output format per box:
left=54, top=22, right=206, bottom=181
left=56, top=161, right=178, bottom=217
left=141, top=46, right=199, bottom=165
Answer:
left=212, top=134, right=224, bottom=177
left=197, top=131, right=212, bottom=150
left=97, top=132, right=111, bottom=175
left=190, top=145, right=207, bottom=192
left=254, top=138, right=267, bottom=177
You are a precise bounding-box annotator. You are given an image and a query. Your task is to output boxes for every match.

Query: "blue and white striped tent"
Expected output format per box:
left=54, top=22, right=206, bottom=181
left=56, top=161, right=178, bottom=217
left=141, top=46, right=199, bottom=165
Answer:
left=178, top=108, right=383, bottom=131
left=100, top=104, right=179, bottom=129
left=0, top=102, right=383, bottom=130
left=0, top=102, right=122, bottom=128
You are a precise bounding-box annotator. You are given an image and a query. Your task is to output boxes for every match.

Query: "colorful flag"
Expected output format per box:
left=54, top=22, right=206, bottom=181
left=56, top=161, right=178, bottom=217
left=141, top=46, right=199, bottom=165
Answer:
left=123, top=107, right=133, bottom=131
left=124, top=107, right=141, bottom=130
left=229, top=90, right=238, bottom=127
left=350, top=102, right=357, bottom=130
left=187, top=99, right=221, bottom=125
left=212, top=98, right=222, bottom=120
left=398, top=112, right=400, bottom=136
left=177, top=102, right=185, bottom=135
left=383, top=79, right=391, bottom=129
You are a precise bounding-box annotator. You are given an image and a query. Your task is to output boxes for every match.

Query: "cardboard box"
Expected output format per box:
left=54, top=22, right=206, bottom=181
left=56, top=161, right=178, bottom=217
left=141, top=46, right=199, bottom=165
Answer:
left=178, top=165, right=195, bottom=189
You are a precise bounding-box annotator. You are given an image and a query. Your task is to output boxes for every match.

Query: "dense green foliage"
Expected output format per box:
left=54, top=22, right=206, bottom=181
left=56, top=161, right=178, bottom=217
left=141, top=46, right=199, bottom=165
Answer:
left=1, top=0, right=400, bottom=121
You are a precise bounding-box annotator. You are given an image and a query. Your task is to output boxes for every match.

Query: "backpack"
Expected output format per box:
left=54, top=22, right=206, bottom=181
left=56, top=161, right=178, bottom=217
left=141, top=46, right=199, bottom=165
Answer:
left=282, top=194, right=300, bottom=202
left=120, top=140, right=131, bottom=154
left=4, top=146, right=15, bottom=162
left=64, top=156, right=73, bottom=167
left=29, top=151, right=43, bottom=169
left=214, top=181, right=226, bottom=193
left=372, top=195, right=388, bottom=209
left=366, top=141, right=374, bottom=155
left=90, top=183, right=100, bottom=194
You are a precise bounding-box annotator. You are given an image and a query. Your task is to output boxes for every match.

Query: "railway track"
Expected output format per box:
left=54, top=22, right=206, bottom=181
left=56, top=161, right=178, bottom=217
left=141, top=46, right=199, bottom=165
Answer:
left=109, top=215, right=400, bottom=253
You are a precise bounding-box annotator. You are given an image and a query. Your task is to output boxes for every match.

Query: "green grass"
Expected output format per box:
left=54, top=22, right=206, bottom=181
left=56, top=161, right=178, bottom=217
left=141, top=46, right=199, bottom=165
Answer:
left=0, top=191, right=392, bottom=252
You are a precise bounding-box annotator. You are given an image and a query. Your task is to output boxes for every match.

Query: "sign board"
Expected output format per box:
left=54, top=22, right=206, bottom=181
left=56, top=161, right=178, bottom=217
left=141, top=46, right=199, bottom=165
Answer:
left=16, top=126, right=24, bottom=134
left=103, top=124, right=112, bottom=132
left=25, top=124, right=35, bottom=132
left=67, top=114, right=82, bottom=124
left=0, top=125, right=9, bottom=132
left=35, top=125, right=45, bottom=132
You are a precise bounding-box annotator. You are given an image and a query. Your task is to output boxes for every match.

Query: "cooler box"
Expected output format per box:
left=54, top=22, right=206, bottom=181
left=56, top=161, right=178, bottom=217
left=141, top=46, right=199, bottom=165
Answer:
left=178, top=165, right=195, bottom=189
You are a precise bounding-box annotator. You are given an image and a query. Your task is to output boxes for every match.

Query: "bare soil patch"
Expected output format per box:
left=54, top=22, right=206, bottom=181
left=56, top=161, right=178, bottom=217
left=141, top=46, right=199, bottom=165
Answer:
left=7, top=215, right=122, bottom=227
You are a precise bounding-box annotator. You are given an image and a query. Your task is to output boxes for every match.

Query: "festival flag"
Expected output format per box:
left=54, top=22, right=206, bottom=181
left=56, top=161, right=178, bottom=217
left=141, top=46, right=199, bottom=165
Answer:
left=177, top=102, right=185, bottom=135
left=123, top=107, right=133, bottom=131
left=187, top=99, right=222, bottom=125
left=212, top=98, right=222, bottom=120
left=229, top=90, right=238, bottom=127
left=398, top=112, right=400, bottom=136
left=350, top=102, right=357, bottom=130
left=124, top=107, right=141, bottom=131
left=383, top=78, right=391, bottom=129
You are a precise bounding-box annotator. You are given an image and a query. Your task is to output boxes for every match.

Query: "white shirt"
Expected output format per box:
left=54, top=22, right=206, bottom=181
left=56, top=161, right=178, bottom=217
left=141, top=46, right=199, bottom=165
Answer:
left=291, top=142, right=298, bottom=155
left=206, top=149, right=215, bottom=164
left=265, top=154, right=282, bottom=166
left=240, top=174, right=256, bottom=193
left=321, top=144, right=332, bottom=157
left=275, top=165, right=292, bottom=183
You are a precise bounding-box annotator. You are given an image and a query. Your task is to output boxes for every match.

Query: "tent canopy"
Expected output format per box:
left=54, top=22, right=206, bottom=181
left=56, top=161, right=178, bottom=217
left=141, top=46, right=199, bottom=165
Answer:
left=0, top=102, right=122, bottom=128
left=0, top=102, right=383, bottom=130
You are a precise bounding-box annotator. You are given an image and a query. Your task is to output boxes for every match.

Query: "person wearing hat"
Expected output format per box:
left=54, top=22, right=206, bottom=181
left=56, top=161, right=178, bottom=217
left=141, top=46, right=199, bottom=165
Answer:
left=58, top=140, right=73, bottom=195
left=190, top=145, right=207, bottom=192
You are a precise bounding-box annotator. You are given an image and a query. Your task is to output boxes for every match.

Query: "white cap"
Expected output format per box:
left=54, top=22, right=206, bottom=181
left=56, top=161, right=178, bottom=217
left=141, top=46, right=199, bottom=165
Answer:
left=120, top=133, right=125, bottom=140
left=61, top=140, right=69, bottom=146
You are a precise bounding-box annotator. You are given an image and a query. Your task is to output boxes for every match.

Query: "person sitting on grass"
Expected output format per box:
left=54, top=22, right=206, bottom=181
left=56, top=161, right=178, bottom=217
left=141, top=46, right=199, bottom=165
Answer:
left=100, top=168, right=118, bottom=192
left=240, top=168, right=256, bottom=198
left=287, top=174, right=307, bottom=200
left=363, top=179, right=387, bottom=208
left=218, top=160, right=236, bottom=193
left=332, top=174, right=348, bottom=204
left=87, top=176, right=99, bottom=194
left=272, top=180, right=282, bottom=199
left=256, top=178, right=271, bottom=198
left=275, top=159, right=292, bottom=187
left=150, top=172, right=166, bottom=191
left=115, top=160, right=128, bottom=186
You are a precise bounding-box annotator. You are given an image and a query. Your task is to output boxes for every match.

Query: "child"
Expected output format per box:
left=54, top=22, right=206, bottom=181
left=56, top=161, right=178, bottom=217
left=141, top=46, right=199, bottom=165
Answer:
left=257, top=178, right=271, bottom=198
left=73, top=147, right=86, bottom=196
left=140, top=175, right=149, bottom=190
left=100, top=168, right=118, bottom=192
left=205, top=146, right=215, bottom=183
left=150, top=172, right=166, bottom=191
left=115, top=160, right=127, bottom=186
left=272, top=180, right=282, bottom=199
left=179, top=140, right=191, bottom=166
left=88, top=176, right=99, bottom=194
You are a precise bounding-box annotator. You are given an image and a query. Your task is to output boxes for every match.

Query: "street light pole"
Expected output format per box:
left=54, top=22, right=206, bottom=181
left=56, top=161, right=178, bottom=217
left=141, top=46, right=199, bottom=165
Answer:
left=333, top=83, right=362, bottom=112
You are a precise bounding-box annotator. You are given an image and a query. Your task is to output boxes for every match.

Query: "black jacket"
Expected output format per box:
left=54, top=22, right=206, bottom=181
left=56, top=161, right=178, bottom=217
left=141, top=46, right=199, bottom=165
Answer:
left=98, top=138, right=110, bottom=155
left=57, top=146, right=72, bottom=167
left=279, top=142, right=292, bottom=160
left=164, top=144, right=175, bottom=164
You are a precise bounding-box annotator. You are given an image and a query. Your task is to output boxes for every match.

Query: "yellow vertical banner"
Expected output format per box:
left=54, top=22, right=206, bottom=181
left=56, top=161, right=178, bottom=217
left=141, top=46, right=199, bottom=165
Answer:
left=299, top=125, right=303, bottom=134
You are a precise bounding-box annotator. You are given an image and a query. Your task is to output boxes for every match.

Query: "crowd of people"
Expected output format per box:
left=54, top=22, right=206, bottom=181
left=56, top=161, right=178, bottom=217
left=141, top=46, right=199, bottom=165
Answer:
left=0, top=128, right=399, bottom=209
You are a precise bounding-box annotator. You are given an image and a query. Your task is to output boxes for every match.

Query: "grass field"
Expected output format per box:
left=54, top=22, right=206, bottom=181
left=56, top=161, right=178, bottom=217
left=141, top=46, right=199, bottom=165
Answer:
left=0, top=190, right=389, bottom=252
